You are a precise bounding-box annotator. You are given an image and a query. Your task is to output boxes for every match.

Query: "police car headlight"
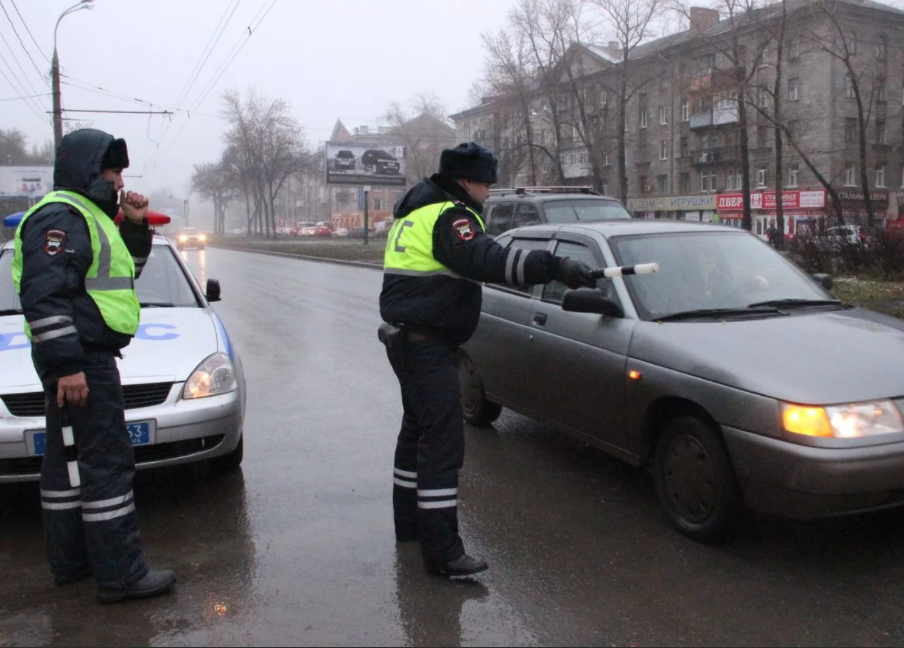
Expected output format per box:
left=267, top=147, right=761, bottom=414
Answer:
left=183, top=353, right=237, bottom=399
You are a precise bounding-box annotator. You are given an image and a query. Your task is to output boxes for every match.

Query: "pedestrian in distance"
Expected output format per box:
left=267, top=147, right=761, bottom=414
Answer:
left=379, top=142, right=597, bottom=577
left=12, top=128, right=176, bottom=603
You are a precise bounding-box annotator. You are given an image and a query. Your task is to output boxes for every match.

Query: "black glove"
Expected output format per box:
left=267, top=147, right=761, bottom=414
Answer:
left=555, top=257, right=596, bottom=290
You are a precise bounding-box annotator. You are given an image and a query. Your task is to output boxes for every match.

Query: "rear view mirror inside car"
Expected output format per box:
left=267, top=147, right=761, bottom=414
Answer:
left=562, top=288, right=624, bottom=318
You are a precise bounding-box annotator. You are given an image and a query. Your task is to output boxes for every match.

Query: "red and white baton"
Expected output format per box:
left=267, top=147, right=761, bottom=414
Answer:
left=591, top=262, right=660, bottom=279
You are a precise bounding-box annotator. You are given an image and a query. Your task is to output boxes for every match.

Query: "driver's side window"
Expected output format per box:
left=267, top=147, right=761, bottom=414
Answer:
left=543, top=241, right=619, bottom=305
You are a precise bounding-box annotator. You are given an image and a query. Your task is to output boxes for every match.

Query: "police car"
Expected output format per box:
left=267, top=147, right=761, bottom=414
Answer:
left=0, top=212, right=246, bottom=483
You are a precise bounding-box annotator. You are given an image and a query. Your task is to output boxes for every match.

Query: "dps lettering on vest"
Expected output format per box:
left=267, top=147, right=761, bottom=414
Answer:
left=12, top=190, right=140, bottom=339
left=383, top=200, right=486, bottom=279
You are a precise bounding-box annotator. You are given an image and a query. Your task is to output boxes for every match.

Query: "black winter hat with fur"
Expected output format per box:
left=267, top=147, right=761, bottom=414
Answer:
left=438, top=142, right=498, bottom=184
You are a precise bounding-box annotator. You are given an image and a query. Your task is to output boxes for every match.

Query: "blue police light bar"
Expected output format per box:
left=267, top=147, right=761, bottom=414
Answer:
left=2, top=212, right=25, bottom=228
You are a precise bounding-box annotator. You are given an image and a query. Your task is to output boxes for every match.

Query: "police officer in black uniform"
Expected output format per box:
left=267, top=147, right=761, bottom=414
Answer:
left=13, top=129, right=175, bottom=603
left=380, top=142, right=596, bottom=577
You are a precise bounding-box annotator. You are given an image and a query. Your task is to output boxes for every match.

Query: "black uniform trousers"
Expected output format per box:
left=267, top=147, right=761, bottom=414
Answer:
left=388, top=335, right=466, bottom=565
left=35, top=350, right=149, bottom=589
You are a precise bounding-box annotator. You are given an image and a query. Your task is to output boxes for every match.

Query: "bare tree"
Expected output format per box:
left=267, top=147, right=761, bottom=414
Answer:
left=592, top=0, right=663, bottom=202
left=190, top=161, right=237, bottom=235
left=383, top=94, right=455, bottom=185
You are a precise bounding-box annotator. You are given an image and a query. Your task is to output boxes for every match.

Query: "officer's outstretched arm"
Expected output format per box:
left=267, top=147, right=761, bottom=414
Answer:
left=18, top=207, right=92, bottom=380
left=433, top=210, right=560, bottom=286
left=119, top=218, right=153, bottom=278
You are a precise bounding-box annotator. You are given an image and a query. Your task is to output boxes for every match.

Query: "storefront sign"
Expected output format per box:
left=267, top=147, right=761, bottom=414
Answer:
left=627, top=195, right=717, bottom=211
left=717, top=190, right=827, bottom=211
left=833, top=190, right=889, bottom=209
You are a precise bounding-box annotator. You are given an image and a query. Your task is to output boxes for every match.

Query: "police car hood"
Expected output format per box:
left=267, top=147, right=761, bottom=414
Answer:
left=0, top=309, right=219, bottom=391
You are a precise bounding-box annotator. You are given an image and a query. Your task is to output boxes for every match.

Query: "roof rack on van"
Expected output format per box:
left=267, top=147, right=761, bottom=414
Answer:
left=488, top=186, right=601, bottom=197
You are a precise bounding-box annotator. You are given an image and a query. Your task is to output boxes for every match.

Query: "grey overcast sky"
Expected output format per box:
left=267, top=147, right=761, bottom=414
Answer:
left=1, top=0, right=514, bottom=195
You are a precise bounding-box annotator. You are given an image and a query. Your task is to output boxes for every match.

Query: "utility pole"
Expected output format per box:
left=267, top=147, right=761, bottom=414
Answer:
left=53, top=1, right=95, bottom=150
left=363, top=185, right=370, bottom=245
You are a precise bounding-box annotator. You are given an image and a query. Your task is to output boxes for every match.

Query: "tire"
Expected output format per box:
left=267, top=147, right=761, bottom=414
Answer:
left=457, top=354, right=502, bottom=427
left=209, top=435, right=243, bottom=473
left=653, top=416, right=740, bottom=543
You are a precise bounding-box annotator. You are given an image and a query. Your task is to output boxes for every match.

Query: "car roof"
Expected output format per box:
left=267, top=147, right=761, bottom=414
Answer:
left=487, top=193, right=621, bottom=203
left=506, top=219, right=743, bottom=239
left=1, top=234, right=173, bottom=251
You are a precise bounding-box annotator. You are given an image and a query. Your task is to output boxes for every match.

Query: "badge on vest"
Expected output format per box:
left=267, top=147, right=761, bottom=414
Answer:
left=453, top=218, right=475, bottom=241
left=42, top=230, right=67, bottom=256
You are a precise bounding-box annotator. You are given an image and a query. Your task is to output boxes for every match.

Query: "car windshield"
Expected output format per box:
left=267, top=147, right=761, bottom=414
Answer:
left=543, top=199, right=632, bottom=223
left=181, top=228, right=199, bottom=235
left=0, top=245, right=200, bottom=312
left=609, top=231, right=831, bottom=321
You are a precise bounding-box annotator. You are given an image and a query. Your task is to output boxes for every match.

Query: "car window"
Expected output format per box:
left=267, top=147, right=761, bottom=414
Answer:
left=487, top=203, right=515, bottom=236
left=610, top=231, right=830, bottom=321
left=543, top=241, right=617, bottom=305
left=572, top=199, right=633, bottom=221
left=0, top=245, right=201, bottom=312
left=513, top=203, right=542, bottom=228
left=495, top=237, right=550, bottom=296
left=543, top=201, right=578, bottom=223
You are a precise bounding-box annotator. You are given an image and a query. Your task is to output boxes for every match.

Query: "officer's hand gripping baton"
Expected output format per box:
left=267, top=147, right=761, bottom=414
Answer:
left=59, top=407, right=81, bottom=488
left=590, top=262, right=660, bottom=279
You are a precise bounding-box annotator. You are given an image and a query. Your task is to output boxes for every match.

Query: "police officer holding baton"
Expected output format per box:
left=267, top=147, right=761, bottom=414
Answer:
left=380, top=142, right=596, bottom=577
left=12, top=129, right=175, bottom=603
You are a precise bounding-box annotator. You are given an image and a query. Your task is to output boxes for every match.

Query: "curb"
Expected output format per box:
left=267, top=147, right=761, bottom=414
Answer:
left=207, top=244, right=383, bottom=271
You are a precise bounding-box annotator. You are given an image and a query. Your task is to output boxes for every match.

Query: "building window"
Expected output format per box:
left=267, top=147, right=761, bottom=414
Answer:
left=680, top=172, right=690, bottom=194
left=681, top=99, right=689, bottom=122
left=640, top=109, right=648, bottom=129
left=604, top=152, right=610, bottom=166
left=700, top=170, right=716, bottom=192
left=877, top=120, right=887, bottom=144
left=374, top=198, right=384, bottom=210
left=789, top=120, right=801, bottom=141
left=601, top=89, right=608, bottom=107
left=845, top=118, right=857, bottom=143
left=659, top=106, right=669, bottom=125
left=660, top=139, right=669, bottom=160
left=877, top=80, right=887, bottom=103
left=876, top=34, right=887, bottom=60
left=725, top=167, right=742, bottom=191
left=845, top=164, right=857, bottom=187
left=788, top=164, right=800, bottom=187
left=640, top=176, right=648, bottom=194
left=788, top=78, right=800, bottom=102
left=756, top=168, right=767, bottom=188
left=680, top=136, right=689, bottom=157
left=846, top=76, right=856, bottom=99
left=760, top=88, right=770, bottom=109
left=790, top=35, right=802, bottom=60
left=657, top=174, right=669, bottom=194
left=757, top=125, right=768, bottom=149
left=876, top=164, right=886, bottom=188
left=849, top=31, right=857, bottom=55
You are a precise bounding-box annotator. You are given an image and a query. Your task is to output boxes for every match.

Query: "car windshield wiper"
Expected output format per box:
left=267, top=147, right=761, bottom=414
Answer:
left=0, top=308, right=23, bottom=316
left=139, top=302, right=176, bottom=308
left=657, top=307, right=784, bottom=322
left=747, top=298, right=842, bottom=309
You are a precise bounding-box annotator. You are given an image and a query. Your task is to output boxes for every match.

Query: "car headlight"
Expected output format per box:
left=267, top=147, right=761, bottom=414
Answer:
left=183, top=353, right=237, bottom=399
left=179, top=235, right=188, bottom=242
left=199, top=233, right=206, bottom=241
left=782, top=400, right=904, bottom=438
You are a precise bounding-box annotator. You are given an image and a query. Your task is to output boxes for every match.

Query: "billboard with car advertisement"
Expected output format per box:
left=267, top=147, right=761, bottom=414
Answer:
left=325, top=142, right=407, bottom=187
left=0, top=166, right=52, bottom=198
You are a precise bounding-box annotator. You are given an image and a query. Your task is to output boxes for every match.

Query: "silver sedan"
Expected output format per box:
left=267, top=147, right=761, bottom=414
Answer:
left=460, top=221, right=904, bottom=541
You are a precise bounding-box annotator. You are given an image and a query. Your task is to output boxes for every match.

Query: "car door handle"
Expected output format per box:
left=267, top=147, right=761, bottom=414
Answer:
left=532, top=313, right=548, bottom=326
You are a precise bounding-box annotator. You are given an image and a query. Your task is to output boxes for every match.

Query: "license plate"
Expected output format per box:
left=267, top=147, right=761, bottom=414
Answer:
left=30, top=421, right=153, bottom=457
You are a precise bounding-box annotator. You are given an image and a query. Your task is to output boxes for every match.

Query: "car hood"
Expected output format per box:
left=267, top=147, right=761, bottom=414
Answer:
left=0, top=309, right=218, bottom=392
left=630, top=308, right=904, bottom=404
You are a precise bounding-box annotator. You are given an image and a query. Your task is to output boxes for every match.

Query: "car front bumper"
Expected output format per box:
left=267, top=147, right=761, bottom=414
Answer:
left=723, top=425, right=904, bottom=518
left=0, top=384, right=243, bottom=483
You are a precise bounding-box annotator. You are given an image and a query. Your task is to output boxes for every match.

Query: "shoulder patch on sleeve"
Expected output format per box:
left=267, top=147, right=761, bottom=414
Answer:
left=42, top=229, right=67, bottom=256
left=452, top=218, right=476, bottom=241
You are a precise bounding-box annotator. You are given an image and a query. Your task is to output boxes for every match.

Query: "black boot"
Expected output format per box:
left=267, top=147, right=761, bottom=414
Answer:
left=96, top=569, right=177, bottom=604
left=425, top=554, right=488, bottom=577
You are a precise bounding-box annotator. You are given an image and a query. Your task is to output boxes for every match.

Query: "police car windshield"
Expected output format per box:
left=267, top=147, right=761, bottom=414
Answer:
left=0, top=246, right=200, bottom=313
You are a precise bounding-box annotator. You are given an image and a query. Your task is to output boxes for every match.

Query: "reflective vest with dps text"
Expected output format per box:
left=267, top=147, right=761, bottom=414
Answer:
left=383, top=200, right=486, bottom=278
left=12, top=190, right=140, bottom=339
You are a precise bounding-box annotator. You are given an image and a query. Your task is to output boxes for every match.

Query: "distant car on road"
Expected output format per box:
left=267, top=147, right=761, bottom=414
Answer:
left=461, top=219, right=904, bottom=542
left=334, top=150, right=356, bottom=172
left=348, top=227, right=374, bottom=239
left=177, top=227, right=206, bottom=250
left=373, top=220, right=394, bottom=238
left=0, top=234, right=246, bottom=483
left=332, top=227, right=349, bottom=238
left=315, top=221, right=334, bottom=237
left=293, top=221, right=317, bottom=236
left=362, top=149, right=401, bottom=176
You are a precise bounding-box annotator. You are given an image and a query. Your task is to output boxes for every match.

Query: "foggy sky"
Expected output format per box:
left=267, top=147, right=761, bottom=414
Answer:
left=1, top=0, right=513, bottom=197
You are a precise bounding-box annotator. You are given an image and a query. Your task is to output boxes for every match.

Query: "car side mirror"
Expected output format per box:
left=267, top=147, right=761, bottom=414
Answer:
left=812, top=273, right=833, bottom=290
left=561, top=288, right=624, bottom=318
left=206, top=279, right=221, bottom=303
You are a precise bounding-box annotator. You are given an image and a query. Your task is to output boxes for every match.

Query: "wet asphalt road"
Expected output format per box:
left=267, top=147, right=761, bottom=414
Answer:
left=4, top=248, right=904, bottom=646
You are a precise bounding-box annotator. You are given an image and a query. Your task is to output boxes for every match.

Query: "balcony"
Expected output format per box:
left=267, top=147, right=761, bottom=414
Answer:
left=691, top=146, right=742, bottom=166
left=688, top=102, right=740, bottom=130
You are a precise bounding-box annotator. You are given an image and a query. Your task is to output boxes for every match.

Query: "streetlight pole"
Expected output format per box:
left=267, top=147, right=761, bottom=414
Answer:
left=53, top=0, right=95, bottom=149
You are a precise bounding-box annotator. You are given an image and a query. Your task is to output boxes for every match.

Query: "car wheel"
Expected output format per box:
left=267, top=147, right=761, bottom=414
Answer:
left=457, top=353, right=502, bottom=427
left=209, top=435, right=243, bottom=473
left=653, top=416, right=740, bottom=543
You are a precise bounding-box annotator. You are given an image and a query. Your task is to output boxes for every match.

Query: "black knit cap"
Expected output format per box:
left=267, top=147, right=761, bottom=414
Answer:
left=439, top=142, right=498, bottom=184
left=101, top=137, right=130, bottom=170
